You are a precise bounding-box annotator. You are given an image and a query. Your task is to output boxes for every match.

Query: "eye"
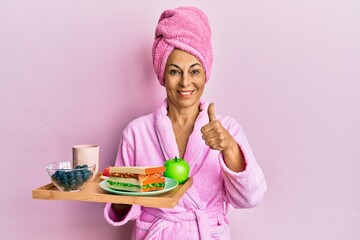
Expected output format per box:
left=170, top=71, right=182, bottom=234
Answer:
left=191, top=69, right=201, bottom=75
left=169, top=69, right=181, bottom=75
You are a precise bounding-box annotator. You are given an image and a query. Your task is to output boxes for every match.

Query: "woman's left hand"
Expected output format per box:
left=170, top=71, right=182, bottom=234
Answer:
left=201, top=103, right=246, bottom=172
left=200, top=103, right=237, bottom=152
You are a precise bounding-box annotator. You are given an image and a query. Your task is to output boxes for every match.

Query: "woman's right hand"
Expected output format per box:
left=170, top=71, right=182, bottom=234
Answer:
left=112, top=204, right=132, bottom=219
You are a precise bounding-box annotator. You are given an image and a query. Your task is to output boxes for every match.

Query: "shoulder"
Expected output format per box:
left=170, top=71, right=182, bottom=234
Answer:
left=218, top=115, right=241, bottom=126
left=218, top=115, right=243, bottom=132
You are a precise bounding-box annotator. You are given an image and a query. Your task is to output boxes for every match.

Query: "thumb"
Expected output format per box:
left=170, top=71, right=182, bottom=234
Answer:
left=207, top=102, right=217, bottom=122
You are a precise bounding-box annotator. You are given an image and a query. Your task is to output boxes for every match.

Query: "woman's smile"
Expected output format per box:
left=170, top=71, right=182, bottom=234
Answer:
left=177, top=90, right=195, bottom=97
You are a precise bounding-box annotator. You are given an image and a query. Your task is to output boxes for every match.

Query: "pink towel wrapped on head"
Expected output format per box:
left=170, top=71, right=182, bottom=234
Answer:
left=152, top=6, right=213, bottom=86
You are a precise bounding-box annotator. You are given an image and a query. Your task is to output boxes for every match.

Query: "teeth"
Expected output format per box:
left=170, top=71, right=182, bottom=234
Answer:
left=179, top=91, right=193, bottom=96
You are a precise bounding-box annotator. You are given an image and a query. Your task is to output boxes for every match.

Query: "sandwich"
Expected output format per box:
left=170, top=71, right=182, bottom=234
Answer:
left=106, top=166, right=166, bottom=192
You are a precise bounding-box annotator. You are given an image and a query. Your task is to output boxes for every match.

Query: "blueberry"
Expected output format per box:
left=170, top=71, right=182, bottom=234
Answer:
left=51, top=174, right=58, bottom=181
left=75, top=171, right=83, bottom=179
left=76, top=173, right=83, bottom=183
left=60, top=174, right=68, bottom=181
left=60, top=178, right=68, bottom=185
left=77, top=178, right=84, bottom=186
left=82, top=170, right=92, bottom=181
left=82, top=164, right=88, bottom=169
left=58, top=171, right=66, bottom=179
left=67, top=171, right=75, bottom=179
left=69, top=178, right=77, bottom=188
left=52, top=171, right=61, bottom=180
left=55, top=171, right=62, bottom=177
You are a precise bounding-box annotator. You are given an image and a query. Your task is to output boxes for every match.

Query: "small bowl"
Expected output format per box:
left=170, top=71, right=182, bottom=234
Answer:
left=46, top=161, right=95, bottom=192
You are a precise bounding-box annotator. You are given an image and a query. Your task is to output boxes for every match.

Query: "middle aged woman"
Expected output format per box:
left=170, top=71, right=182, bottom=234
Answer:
left=104, top=6, right=267, bottom=240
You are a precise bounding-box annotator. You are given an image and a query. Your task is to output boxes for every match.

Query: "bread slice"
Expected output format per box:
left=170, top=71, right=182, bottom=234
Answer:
left=109, top=166, right=166, bottom=175
left=107, top=185, right=165, bottom=192
left=107, top=177, right=166, bottom=192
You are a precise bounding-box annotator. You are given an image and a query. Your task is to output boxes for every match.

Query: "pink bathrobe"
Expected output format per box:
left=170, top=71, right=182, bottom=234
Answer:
left=104, top=99, right=267, bottom=240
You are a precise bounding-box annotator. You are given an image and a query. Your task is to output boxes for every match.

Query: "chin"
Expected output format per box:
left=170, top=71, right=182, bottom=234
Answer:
left=176, top=98, right=200, bottom=108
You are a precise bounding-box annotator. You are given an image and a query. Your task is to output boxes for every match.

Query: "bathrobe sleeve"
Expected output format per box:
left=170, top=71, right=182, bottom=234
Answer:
left=104, top=134, right=142, bottom=226
left=218, top=116, right=267, bottom=208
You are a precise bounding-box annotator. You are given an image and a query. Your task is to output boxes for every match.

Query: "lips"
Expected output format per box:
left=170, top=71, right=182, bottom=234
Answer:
left=177, top=90, right=195, bottom=97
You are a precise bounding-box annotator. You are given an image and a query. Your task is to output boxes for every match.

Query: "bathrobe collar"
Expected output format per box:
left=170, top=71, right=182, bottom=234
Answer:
left=154, top=98, right=209, bottom=173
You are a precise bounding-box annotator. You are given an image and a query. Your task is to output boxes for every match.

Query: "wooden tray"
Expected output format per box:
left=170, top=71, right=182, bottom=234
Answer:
left=32, top=176, right=193, bottom=208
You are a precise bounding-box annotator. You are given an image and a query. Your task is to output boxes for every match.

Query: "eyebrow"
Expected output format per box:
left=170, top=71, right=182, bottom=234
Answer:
left=167, top=63, right=202, bottom=69
left=190, top=63, right=201, bottom=68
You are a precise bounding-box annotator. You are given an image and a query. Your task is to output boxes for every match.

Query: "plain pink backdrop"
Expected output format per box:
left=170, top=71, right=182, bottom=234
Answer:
left=1, top=1, right=359, bottom=239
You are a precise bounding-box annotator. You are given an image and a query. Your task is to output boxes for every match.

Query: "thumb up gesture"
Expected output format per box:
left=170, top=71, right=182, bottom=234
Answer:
left=201, top=103, right=237, bottom=152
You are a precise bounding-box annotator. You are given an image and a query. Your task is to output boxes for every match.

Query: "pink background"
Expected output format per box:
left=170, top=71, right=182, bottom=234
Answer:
left=1, top=1, right=359, bottom=239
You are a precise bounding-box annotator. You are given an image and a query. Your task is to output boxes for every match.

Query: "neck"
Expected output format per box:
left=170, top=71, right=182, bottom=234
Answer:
left=167, top=103, right=200, bottom=126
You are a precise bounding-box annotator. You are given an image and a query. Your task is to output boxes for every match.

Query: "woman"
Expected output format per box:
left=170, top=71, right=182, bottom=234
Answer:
left=104, top=6, right=267, bottom=240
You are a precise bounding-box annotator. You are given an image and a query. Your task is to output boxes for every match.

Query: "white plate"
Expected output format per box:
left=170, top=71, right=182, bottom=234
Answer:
left=99, top=177, right=178, bottom=196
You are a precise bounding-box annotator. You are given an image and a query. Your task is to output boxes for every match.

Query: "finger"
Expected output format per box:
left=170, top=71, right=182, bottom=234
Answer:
left=202, top=131, right=218, bottom=141
left=208, top=103, right=216, bottom=122
left=200, top=122, right=215, bottom=134
left=204, top=137, right=220, bottom=146
left=205, top=137, right=220, bottom=147
left=206, top=142, right=222, bottom=151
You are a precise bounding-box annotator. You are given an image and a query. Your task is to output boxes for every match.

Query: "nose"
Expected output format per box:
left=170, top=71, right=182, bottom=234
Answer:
left=179, top=73, right=190, bottom=87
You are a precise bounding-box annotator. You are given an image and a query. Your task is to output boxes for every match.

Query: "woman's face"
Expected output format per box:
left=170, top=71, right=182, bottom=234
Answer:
left=164, top=49, right=206, bottom=110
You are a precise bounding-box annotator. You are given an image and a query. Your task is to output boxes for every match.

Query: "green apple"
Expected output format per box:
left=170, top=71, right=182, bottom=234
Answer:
left=163, top=156, right=190, bottom=184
